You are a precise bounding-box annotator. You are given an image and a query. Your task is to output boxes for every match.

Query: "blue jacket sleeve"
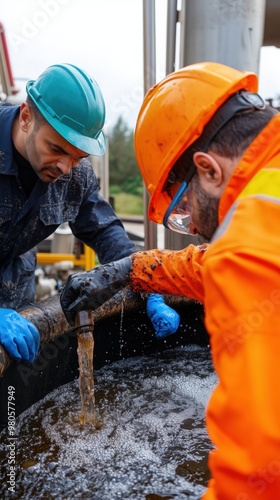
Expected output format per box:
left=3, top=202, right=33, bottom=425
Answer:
left=69, top=164, right=138, bottom=264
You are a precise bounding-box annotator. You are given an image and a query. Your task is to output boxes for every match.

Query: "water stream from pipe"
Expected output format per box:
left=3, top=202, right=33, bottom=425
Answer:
left=77, top=329, right=96, bottom=426
left=75, top=310, right=96, bottom=426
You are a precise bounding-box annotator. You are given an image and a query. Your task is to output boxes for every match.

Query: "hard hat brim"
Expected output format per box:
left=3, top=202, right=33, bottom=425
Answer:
left=32, top=102, right=107, bottom=156
left=50, top=116, right=107, bottom=156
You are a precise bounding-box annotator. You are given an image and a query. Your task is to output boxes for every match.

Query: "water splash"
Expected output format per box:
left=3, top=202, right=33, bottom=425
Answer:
left=119, top=294, right=125, bottom=358
left=0, top=344, right=216, bottom=500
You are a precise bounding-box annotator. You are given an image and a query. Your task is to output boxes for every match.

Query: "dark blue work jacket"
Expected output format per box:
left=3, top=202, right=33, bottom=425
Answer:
left=0, top=105, right=137, bottom=309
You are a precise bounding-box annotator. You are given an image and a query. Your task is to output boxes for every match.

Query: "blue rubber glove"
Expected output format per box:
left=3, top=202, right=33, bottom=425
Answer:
left=0, top=309, right=40, bottom=362
left=146, top=294, right=180, bottom=339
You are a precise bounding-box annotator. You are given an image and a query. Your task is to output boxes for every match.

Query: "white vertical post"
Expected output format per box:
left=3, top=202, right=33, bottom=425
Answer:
left=142, top=0, right=158, bottom=250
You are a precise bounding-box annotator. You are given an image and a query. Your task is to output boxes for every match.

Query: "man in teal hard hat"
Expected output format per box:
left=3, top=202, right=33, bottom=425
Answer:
left=0, top=63, right=179, bottom=363
left=25, top=63, right=106, bottom=158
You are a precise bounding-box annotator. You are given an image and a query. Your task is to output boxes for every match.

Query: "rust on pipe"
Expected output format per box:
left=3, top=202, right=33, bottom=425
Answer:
left=0, top=289, right=194, bottom=378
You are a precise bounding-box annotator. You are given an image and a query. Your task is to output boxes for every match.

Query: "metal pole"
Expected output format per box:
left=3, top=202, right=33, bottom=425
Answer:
left=165, top=0, right=183, bottom=250
left=166, top=0, right=178, bottom=75
left=142, top=0, right=157, bottom=250
left=0, top=23, right=18, bottom=97
left=164, top=0, right=200, bottom=250
left=180, top=0, right=266, bottom=74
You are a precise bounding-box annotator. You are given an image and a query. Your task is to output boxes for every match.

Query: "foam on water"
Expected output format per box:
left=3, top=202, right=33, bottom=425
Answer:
left=0, top=344, right=217, bottom=499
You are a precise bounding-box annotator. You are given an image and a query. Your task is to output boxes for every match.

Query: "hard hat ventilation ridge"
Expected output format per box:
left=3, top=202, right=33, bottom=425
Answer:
left=196, top=91, right=266, bottom=152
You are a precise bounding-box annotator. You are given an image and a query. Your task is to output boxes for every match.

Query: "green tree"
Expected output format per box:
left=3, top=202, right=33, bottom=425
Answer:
left=109, top=117, right=143, bottom=195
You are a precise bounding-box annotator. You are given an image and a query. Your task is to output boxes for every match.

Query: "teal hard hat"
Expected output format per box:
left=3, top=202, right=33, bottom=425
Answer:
left=26, top=63, right=106, bottom=155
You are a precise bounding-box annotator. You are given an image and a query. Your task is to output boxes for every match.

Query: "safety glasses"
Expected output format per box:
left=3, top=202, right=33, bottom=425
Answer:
left=163, top=180, right=195, bottom=235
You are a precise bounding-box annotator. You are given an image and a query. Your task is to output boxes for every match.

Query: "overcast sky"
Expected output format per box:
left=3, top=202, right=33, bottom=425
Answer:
left=1, top=0, right=280, bottom=132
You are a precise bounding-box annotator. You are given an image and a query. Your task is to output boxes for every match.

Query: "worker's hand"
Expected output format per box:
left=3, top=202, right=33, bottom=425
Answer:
left=0, top=309, right=40, bottom=363
left=60, top=256, right=132, bottom=326
left=146, top=294, right=180, bottom=339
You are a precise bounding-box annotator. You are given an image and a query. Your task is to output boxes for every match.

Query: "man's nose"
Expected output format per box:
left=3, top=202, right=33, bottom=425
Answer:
left=56, top=157, right=73, bottom=175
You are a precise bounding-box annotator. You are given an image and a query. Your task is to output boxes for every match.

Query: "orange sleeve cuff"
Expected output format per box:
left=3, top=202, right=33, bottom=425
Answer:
left=129, top=243, right=207, bottom=303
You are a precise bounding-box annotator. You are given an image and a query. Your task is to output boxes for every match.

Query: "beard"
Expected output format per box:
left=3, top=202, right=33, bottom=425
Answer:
left=24, top=132, right=62, bottom=183
left=24, top=131, right=46, bottom=181
left=191, top=174, right=219, bottom=241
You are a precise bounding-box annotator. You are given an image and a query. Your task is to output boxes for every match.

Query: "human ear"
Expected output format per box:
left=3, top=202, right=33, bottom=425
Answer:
left=193, top=151, right=223, bottom=188
left=19, top=102, right=33, bottom=132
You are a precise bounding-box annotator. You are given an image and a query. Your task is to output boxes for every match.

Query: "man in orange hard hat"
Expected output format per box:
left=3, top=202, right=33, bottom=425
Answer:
left=61, top=62, right=280, bottom=498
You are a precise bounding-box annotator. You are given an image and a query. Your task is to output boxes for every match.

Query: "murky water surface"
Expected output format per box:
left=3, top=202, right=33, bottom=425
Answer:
left=0, top=345, right=217, bottom=499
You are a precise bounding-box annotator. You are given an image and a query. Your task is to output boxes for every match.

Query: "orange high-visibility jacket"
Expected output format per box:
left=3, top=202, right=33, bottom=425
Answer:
left=130, top=115, right=280, bottom=499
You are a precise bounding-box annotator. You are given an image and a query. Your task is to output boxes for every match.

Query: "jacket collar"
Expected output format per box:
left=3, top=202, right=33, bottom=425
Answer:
left=0, top=104, right=20, bottom=175
left=219, top=114, right=280, bottom=222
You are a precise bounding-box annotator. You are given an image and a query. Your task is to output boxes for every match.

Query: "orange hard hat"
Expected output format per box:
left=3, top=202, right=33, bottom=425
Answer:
left=134, top=62, right=258, bottom=224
